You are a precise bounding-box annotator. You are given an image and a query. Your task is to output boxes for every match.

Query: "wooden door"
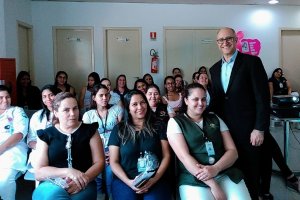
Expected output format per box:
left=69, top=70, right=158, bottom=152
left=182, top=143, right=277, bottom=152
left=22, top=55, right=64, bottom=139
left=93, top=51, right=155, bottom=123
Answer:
left=105, top=28, right=141, bottom=89
left=53, top=27, right=94, bottom=96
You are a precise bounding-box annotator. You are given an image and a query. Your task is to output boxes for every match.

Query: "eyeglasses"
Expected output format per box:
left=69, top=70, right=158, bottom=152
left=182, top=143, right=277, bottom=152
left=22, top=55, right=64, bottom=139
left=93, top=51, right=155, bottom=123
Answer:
left=216, top=36, right=236, bottom=44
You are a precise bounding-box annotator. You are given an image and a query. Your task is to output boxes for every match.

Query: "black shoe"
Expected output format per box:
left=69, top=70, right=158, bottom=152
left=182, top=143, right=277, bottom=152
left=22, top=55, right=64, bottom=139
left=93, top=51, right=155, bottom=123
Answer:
left=287, top=177, right=300, bottom=192
left=260, top=193, right=274, bottom=200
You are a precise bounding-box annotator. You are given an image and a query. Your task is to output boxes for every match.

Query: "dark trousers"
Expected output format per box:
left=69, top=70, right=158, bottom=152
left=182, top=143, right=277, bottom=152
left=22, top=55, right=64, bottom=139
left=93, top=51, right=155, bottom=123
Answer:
left=235, top=143, right=267, bottom=200
left=111, top=178, right=172, bottom=200
left=260, top=133, right=293, bottom=193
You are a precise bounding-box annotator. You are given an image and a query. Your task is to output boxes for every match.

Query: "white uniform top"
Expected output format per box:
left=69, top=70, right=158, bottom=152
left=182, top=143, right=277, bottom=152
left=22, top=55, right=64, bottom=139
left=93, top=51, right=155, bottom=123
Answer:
left=27, top=109, right=53, bottom=145
left=0, top=106, right=29, bottom=171
left=82, top=104, right=123, bottom=148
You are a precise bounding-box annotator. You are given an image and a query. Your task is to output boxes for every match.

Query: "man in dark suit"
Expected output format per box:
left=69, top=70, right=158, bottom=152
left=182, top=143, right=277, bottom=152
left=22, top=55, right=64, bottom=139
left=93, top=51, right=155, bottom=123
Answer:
left=209, top=27, right=271, bottom=200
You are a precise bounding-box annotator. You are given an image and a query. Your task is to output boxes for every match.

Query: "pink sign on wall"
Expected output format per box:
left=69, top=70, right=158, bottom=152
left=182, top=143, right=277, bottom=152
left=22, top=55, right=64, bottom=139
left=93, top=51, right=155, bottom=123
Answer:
left=236, top=31, right=261, bottom=56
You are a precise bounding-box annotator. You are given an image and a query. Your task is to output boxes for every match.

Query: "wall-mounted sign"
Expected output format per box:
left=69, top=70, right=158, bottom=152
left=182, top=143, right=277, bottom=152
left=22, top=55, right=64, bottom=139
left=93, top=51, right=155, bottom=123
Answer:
left=236, top=31, right=261, bottom=56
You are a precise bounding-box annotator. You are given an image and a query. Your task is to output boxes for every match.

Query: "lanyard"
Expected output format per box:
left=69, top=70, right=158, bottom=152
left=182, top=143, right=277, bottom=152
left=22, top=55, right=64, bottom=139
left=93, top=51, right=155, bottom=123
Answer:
left=98, top=110, right=108, bottom=133
left=185, top=113, right=208, bottom=141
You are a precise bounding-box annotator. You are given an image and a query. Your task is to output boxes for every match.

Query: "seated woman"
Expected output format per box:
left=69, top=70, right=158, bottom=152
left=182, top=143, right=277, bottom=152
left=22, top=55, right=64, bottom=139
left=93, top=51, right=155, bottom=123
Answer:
left=167, top=83, right=251, bottom=200
left=112, top=74, right=130, bottom=102
left=27, top=85, right=61, bottom=165
left=268, top=68, right=292, bottom=99
left=162, top=76, right=183, bottom=114
left=198, top=66, right=208, bottom=74
left=134, top=79, right=148, bottom=94
left=172, top=67, right=188, bottom=88
left=16, top=71, right=42, bottom=110
left=82, top=84, right=123, bottom=197
left=54, top=71, right=76, bottom=96
left=108, top=90, right=172, bottom=200
left=0, top=85, right=29, bottom=200
left=32, top=92, right=105, bottom=200
left=145, top=84, right=175, bottom=124
left=174, top=74, right=185, bottom=94
left=197, top=73, right=212, bottom=106
left=192, top=72, right=200, bottom=83
left=79, top=72, right=101, bottom=113
left=143, top=73, right=154, bottom=86
left=100, top=78, right=121, bottom=106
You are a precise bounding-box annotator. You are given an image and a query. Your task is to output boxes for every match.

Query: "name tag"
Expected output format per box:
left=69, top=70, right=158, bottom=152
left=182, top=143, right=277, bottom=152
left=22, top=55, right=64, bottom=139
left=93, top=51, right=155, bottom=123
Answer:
left=205, top=141, right=216, bottom=164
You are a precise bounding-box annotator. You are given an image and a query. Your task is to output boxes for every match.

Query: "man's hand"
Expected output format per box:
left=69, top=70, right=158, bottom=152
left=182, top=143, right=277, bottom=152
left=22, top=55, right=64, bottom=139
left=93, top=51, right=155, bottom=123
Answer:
left=250, top=129, right=264, bottom=146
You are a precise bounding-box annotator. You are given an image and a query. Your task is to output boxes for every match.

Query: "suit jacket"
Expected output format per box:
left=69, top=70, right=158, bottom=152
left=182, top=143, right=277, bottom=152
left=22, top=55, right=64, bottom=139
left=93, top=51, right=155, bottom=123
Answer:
left=209, top=51, right=270, bottom=145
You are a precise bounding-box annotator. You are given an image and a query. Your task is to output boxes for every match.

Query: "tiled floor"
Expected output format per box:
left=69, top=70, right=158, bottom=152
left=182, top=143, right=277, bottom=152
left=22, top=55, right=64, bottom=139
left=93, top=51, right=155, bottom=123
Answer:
left=268, top=122, right=300, bottom=200
left=15, top=122, right=300, bottom=200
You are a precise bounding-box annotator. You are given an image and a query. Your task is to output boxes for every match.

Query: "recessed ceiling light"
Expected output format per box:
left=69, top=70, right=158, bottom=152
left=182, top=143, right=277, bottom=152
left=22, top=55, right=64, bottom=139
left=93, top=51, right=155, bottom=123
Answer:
left=269, top=0, right=279, bottom=4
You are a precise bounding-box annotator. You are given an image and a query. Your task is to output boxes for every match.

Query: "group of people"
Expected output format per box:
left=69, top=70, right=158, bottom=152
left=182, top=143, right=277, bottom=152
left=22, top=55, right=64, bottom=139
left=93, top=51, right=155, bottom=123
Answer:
left=0, top=27, right=299, bottom=200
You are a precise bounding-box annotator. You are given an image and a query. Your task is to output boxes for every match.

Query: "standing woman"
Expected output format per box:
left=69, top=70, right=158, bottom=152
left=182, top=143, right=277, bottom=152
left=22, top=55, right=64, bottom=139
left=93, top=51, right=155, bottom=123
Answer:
left=16, top=71, right=42, bottom=110
left=54, top=71, right=76, bottom=96
left=145, top=84, right=175, bottom=124
left=82, top=84, right=123, bottom=197
left=113, top=74, right=130, bottom=102
left=79, top=72, right=101, bottom=113
left=167, top=83, right=250, bottom=200
left=162, top=76, right=183, bottom=114
left=32, top=92, right=105, bottom=200
left=0, top=85, right=29, bottom=200
left=27, top=85, right=61, bottom=163
left=108, top=90, right=172, bottom=200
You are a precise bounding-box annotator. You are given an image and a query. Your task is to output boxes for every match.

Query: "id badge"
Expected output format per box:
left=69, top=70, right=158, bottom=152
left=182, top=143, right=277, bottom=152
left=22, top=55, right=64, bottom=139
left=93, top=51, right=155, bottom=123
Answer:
left=205, top=141, right=216, bottom=164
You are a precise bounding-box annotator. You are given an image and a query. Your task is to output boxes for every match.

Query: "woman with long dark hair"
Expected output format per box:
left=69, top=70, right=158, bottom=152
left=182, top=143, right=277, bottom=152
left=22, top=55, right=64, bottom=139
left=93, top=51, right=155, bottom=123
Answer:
left=16, top=71, right=42, bottom=110
left=112, top=74, right=130, bottom=102
left=82, top=84, right=123, bottom=197
left=79, top=72, right=101, bottom=113
left=108, top=90, right=172, bottom=200
left=54, top=71, right=76, bottom=96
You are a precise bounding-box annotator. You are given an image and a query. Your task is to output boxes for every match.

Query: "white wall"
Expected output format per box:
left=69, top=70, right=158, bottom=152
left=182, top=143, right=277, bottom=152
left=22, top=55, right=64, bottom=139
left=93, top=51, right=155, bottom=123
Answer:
left=28, top=2, right=300, bottom=87
left=0, top=0, right=6, bottom=57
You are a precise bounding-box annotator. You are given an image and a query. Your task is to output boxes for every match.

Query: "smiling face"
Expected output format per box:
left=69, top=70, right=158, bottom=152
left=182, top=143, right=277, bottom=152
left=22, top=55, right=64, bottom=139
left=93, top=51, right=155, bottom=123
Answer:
left=185, top=87, right=207, bottom=117
left=93, top=88, right=110, bottom=108
left=165, top=78, right=175, bottom=92
left=136, top=82, right=147, bottom=94
left=54, top=97, right=79, bottom=128
left=129, top=94, right=147, bottom=121
left=198, top=73, right=209, bottom=87
left=0, top=90, right=11, bottom=113
left=42, top=89, right=56, bottom=111
left=117, top=76, right=126, bottom=88
left=146, top=87, right=160, bottom=108
left=216, top=28, right=237, bottom=59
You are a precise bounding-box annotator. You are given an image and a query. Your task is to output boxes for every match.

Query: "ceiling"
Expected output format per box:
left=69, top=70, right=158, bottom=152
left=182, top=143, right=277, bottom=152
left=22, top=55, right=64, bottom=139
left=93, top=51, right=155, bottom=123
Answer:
left=31, top=0, right=300, bottom=6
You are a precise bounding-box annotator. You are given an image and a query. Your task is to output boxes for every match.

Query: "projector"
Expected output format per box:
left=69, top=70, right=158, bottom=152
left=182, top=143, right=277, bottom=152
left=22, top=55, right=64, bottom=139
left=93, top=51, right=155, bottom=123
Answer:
left=272, top=95, right=299, bottom=106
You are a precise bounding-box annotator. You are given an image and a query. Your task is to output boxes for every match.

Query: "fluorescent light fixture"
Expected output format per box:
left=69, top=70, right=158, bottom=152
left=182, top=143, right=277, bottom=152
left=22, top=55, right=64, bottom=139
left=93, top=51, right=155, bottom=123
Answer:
left=268, top=0, right=279, bottom=4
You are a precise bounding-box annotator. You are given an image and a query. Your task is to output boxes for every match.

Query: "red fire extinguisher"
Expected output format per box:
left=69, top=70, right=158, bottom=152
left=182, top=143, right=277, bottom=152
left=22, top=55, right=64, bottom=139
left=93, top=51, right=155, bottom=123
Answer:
left=150, top=49, right=159, bottom=73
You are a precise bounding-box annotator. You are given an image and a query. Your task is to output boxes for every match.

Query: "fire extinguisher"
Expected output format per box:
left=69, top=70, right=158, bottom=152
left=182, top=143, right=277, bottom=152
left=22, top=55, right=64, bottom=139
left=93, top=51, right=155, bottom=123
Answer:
left=150, top=49, right=159, bottom=73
